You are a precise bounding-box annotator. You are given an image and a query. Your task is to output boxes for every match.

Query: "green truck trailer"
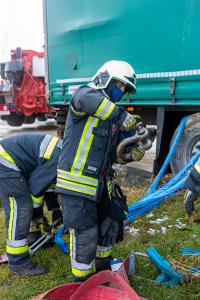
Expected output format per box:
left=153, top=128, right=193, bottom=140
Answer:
left=43, top=0, right=200, bottom=174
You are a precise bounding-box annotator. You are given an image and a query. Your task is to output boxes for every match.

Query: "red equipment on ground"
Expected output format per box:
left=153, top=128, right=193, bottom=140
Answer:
left=0, top=47, right=55, bottom=126
left=32, top=256, right=146, bottom=300
left=33, top=270, right=141, bottom=300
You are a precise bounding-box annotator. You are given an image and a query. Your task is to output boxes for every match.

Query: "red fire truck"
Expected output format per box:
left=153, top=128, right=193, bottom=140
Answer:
left=0, top=47, right=55, bottom=126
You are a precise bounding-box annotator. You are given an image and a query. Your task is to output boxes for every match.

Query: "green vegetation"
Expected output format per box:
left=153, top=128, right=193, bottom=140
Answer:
left=1, top=187, right=200, bottom=299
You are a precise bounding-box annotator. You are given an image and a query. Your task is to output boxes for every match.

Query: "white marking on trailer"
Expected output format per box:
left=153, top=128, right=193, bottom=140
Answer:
left=56, top=77, right=92, bottom=84
left=56, top=69, right=200, bottom=84
left=68, top=85, right=81, bottom=94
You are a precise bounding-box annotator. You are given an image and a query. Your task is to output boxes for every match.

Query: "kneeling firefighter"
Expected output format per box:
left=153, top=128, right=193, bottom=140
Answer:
left=184, top=157, right=200, bottom=216
left=0, top=134, right=62, bottom=275
left=56, top=60, right=148, bottom=281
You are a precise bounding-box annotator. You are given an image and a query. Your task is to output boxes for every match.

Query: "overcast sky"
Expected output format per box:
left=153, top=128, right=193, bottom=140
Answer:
left=0, top=0, right=44, bottom=61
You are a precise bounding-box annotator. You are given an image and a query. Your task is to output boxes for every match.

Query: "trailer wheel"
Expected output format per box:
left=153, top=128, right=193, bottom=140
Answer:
left=23, top=116, right=36, bottom=124
left=6, top=113, right=24, bottom=127
left=170, top=113, right=200, bottom=175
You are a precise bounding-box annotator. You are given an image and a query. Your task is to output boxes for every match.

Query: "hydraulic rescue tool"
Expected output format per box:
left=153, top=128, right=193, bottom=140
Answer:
left=0, top=217, right=62, bottom=263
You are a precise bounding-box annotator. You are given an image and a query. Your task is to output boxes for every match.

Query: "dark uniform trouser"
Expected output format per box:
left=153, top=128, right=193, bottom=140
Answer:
left=61, top=186, right=112, bottom=278
left=0, top=175, right=32, bottom=268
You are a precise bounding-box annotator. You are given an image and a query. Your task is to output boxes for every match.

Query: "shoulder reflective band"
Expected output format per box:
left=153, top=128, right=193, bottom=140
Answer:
left=31, top=195, right=44, bottom=208
left=71, top=116, right=99, bottom=174
left=40, top=135, right=59, bottom=159
left=70, top=104, right=86, bottom=116
left=0, top=145, right=20, bottom=171
left=94, top=97, right=115, bottom=120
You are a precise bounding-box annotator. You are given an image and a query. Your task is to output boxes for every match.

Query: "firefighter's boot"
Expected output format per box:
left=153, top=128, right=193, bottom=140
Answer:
left=9, top=260, right=46, bottom=276
left=95, top=257, right=111, bottom=272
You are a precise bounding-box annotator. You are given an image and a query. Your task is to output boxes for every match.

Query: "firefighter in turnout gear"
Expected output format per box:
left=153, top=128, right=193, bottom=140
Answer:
left=0, top=134, right=62, bottom=275
left=184, top=157, right=200, bottom=216
left=56, top=60, right=146, bottom=281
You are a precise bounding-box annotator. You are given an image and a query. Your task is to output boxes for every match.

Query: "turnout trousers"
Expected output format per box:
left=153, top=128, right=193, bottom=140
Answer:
left=0, top=174, right=32, bottom=268
left=60, top=185, right=112, bottom=279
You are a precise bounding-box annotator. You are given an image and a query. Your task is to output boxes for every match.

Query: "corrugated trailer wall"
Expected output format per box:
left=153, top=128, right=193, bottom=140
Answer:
left=43, top=0, right=200, bottom=106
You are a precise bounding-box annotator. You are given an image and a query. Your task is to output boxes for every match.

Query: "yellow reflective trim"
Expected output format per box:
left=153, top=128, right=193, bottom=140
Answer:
left=8, top=197, right=14, bottom=240
left=71, top=117, right=99, bottom=173
left=96, top=249, right=112, bottom=258
left=94, top=98, right=108, bottom=117
left=72, top=267, right=95, bottom=277
left=102, top=102, right=115, bottom=120
left=71, top=105, right=86, bottom=116
left=79, top=118, right=99, bottom=174
left=195, top=164, right=200, bottom=174
left=43, top=137, right=59, bottom=159
left=49, top=183, right=56, bottom=189
left=57, top=179, right=96, bottom=196
left=58, top=174, right=97, bottom=187
left=58, top=178, right=96, bottom=191
left=94, top=98, right=115, bottom=120
left=69, top=229, right=73, bottom=259
left=56, top=183, right=95, bottom=196
left=7, top=244, right=29, bottom=255
left=58, top=169, right=98, bottom=185
left=0, top=145, right=16, bottom=165
left=31, top=195, right=44, bottom=204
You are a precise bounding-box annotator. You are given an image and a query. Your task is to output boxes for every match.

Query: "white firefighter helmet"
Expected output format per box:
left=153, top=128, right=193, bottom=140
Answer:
left=92, top=60, right=136, bottom=94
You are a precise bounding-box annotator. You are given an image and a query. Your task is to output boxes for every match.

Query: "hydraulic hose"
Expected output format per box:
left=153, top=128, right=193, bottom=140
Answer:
left=126, top=116, right=200, bottom=225
left=146, top=116, right=188, bottom=195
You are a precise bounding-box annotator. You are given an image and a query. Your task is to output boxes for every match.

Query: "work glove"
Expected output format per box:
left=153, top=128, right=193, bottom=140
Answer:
left=52, top=208, right=63, bottom=226
left=100, top=184, right=128, bottom=246
left=100, top=217, right=120, bottom=246
left=184, top=190, right=199, bottom=216
left=131, top=144, right=145, bottom=162
left=32, top=205, right=44, bottom=224
left=120, top=113, right=141, bottom=131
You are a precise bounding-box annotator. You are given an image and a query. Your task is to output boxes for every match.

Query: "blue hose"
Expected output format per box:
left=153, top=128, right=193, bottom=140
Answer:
left=126, top=116, right=200, bottom=225
left=146, top=116, right=188, bottom=195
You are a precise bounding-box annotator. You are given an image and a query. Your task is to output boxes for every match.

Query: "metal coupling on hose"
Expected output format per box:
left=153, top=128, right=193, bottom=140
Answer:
left=116, top=122, right=152, bottom=163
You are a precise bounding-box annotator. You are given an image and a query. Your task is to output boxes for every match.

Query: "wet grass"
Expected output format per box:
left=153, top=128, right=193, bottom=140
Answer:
left=1, top=187, right=200, bottom=299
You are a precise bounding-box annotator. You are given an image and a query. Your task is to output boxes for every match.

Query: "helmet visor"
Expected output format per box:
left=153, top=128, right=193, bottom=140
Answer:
left=124, top=76, right=136, bottom=94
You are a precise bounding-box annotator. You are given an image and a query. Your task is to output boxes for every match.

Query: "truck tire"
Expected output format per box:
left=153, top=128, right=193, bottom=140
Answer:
left=23, top=116, right=36, bottom=124
left=56, top=109, right=68, bottom=125
left=5, top=113, right=24, bottom=127
left=37, top=115, right=47, bottom=121
left=170, top=113, right=200, bottom=175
